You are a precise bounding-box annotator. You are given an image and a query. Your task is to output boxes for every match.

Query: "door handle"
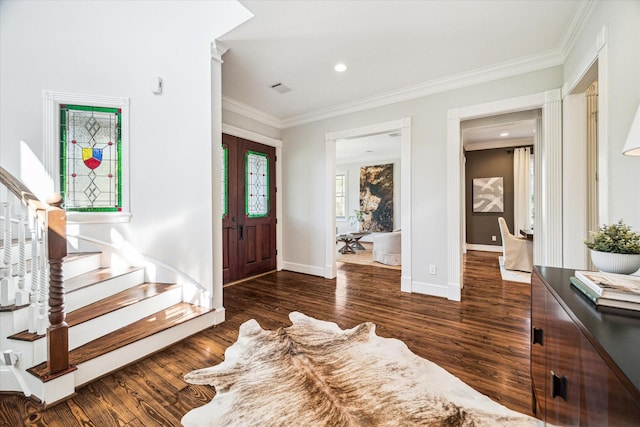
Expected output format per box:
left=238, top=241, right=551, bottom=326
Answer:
left=551, top=371, right=567, bottom=400
left=532, top=327, right=544, bottom=345
left=239, top=225, right=244, bottom=240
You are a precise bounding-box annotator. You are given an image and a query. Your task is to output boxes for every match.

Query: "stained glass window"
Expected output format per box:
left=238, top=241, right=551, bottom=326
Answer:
left=222, top=144, right=228, bottom=218
left=60, top=104, right=122, bottom=212
left=245, top=150, right=269, bottom=217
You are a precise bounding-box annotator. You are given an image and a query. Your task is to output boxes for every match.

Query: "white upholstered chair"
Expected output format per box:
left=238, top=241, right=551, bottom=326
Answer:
left=497, top=217, right=533, bottom=272
left=372, top=231, right=401, bottom=266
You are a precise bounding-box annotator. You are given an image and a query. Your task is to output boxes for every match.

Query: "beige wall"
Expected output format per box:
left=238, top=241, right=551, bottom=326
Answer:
left=280, top=67, right=563, bottom=290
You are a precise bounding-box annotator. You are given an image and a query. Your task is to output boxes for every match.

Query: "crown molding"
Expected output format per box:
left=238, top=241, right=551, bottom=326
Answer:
left=222, top=48, right=563, bottom=131
left=222, top=96, right=282, bottom=129
left=557, top=0, right=599, bottom=60
left=223, top=2, right=596, bottom=130
left=280, top=49, right=564, bottom=128
left=211, top=40, right=229, bottom=63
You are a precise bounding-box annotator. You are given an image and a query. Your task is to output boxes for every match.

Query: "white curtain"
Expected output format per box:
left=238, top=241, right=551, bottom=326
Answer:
left=513, top=147, right=531, bottom=235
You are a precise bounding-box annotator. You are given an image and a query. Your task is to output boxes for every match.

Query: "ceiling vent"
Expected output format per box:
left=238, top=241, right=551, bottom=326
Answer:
left=270, top=82, right=292, bottom=94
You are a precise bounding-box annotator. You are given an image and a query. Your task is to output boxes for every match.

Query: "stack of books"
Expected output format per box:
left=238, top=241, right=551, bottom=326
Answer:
left=570, top=270, right=640, bottom=312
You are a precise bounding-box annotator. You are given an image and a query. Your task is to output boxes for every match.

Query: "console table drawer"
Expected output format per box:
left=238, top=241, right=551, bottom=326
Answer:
left=531, top=268, right=640, bottom=426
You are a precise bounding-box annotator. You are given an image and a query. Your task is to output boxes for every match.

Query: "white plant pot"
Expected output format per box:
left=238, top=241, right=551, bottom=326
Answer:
left=590, top=250, right=640, bottom=275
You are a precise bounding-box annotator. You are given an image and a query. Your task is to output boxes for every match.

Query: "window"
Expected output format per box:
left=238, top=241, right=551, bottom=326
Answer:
left=222, top=144, right=228, bottom=218
left=60, top=104, right=122, bottom=212
left=336, top=174, right=346, bottom=218
left=44, top=91, right=130, bottom=223
left=245, top=150, right=269, bottom=217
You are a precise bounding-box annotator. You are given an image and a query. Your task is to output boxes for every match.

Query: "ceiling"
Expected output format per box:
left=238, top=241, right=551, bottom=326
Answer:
left=336, top=133, right=400, bottom=165
left=463, top=119, right=537, bottom=150
left=218, top=0, right=591, bottom=128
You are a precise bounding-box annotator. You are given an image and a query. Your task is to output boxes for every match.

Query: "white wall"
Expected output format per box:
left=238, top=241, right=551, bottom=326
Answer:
left=223, top=109, right=282, bottom=141
left=281, top=67, right=563, bottom=292
left=0, top=1, right=251, bottom=303
left=562, top=93, right=588, bottom=269
left=336, top=158, right=401, bottom=235
left=564, top=1, right=640, bottom=230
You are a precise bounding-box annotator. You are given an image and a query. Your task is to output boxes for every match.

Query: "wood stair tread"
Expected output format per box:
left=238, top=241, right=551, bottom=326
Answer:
left=8, top=282, right=180, bottom=342
left=67, top=282, right=180, bottom=326
left=27, top=302, right=212, bottom=381
left=64, top=266, right=143, bottom=292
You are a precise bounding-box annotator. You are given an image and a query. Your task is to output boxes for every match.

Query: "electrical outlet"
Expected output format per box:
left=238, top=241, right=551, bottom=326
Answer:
left=491, top=235, right=497, bottom=242
left=429, top=265, right=436, bottom=275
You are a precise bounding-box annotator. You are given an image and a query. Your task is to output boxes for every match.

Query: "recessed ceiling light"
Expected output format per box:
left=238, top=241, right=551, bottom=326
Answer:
left=500, top=132, right=509, bottom=137
left=334, top=63, right=347, bottom=73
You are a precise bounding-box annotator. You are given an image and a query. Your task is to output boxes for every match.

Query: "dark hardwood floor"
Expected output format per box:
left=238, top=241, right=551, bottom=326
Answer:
left=0, top=250, right=533, bottom=426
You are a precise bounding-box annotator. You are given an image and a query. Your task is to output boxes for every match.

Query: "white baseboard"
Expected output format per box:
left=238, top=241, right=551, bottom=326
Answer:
left=401, top=275, right=412, bottom=293
left=282, top=261, right=326, bottom=278
left=410, top=280, right=449, bottom=299
left=466, top=243, right=502, bottom=253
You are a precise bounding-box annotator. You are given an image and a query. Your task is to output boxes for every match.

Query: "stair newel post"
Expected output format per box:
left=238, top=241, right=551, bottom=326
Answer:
left=45, top=193, right=69, bottom=375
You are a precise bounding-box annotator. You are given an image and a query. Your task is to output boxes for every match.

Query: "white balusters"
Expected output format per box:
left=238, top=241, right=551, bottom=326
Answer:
left=27, top=228, right=39, bottom=333
left=1, top=201, right=11, bottom=306
left=37, top=235, right=48, bottom=335
left=3, top=201, right=11, bottom=276
left=15, top=214, right=28, bottom=306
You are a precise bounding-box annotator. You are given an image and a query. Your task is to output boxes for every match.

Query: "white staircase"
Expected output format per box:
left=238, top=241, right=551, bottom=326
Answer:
left=1, top=241, right=223, bottom=405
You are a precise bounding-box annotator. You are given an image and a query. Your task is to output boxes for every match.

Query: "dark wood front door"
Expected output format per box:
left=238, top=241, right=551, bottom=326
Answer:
left=222, top=133, right=276, bottom=284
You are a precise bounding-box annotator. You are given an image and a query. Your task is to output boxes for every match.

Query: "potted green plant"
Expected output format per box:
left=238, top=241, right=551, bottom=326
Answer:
left=349, top=209, right=364, bottom=231
left=584, top=220, right=640, bottom=274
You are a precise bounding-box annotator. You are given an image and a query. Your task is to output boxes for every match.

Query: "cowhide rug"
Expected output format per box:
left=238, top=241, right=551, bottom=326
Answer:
left=182, top=312, right=542, bottom=426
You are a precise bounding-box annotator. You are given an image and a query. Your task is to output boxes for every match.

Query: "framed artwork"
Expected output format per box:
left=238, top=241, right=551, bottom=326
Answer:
left=473, top=177, right=503, bottom=213
left=360, top=163, right=394, bottom=232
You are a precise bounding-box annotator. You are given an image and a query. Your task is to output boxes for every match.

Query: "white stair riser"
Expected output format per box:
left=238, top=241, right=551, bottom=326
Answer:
left=16, top=309, right=223, bottom=403
left=69, top=286, right=183, bottom=350
left=66, top=269, right=145, bottom=312
left=0, top=252, right=100, bottom=308
left=3, top=337, right=46, bottom=374
left=24, top=364, right=75, bottom=406
left=63, top=254, right=102, bottom=281
left=0, top=309, right=29, bottom=339
left=0, top=367, right=27, bottom=395
left=74, top=310, right=221, bottom=388
left=1, top=249, right=102, bottom=280
left=5, top=287, right=184, bottom=367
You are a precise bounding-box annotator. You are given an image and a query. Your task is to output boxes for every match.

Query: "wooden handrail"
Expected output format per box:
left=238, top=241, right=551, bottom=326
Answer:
left=0, top=167, right=46, bottom=225
left=0, top=166, right=70, bottom=375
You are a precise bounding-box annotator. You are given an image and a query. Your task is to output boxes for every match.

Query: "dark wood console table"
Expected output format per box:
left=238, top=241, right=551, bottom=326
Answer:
left=531, top=266, right=640, bottom=426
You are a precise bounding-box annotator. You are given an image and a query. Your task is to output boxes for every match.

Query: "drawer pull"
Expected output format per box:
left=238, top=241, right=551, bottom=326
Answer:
left=551, top=371, right=567, bottom=400
left=532, top=327, right=544, bottom=345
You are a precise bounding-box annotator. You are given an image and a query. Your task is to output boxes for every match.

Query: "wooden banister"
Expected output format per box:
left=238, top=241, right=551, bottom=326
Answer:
left=0, top=166, right=70, bottom=375
left=45, top=194, right=68, bottom=374
left=0, top=167, right=46, bottom=225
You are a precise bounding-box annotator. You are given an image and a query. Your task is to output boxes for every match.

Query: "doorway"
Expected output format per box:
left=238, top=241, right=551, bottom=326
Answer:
left=462, top=111, right=538, bottom=253
left=222, top=133, right=277, bottom=284
left=325, top=117, right=412, bottom=292
left=447, top=89, right=563, bottom=299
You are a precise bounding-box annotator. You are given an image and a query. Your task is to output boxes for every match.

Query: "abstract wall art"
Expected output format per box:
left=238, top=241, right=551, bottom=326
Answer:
left=473, top=177, right=504, bottom=213
left=360, top=163, right=394, bottom=232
